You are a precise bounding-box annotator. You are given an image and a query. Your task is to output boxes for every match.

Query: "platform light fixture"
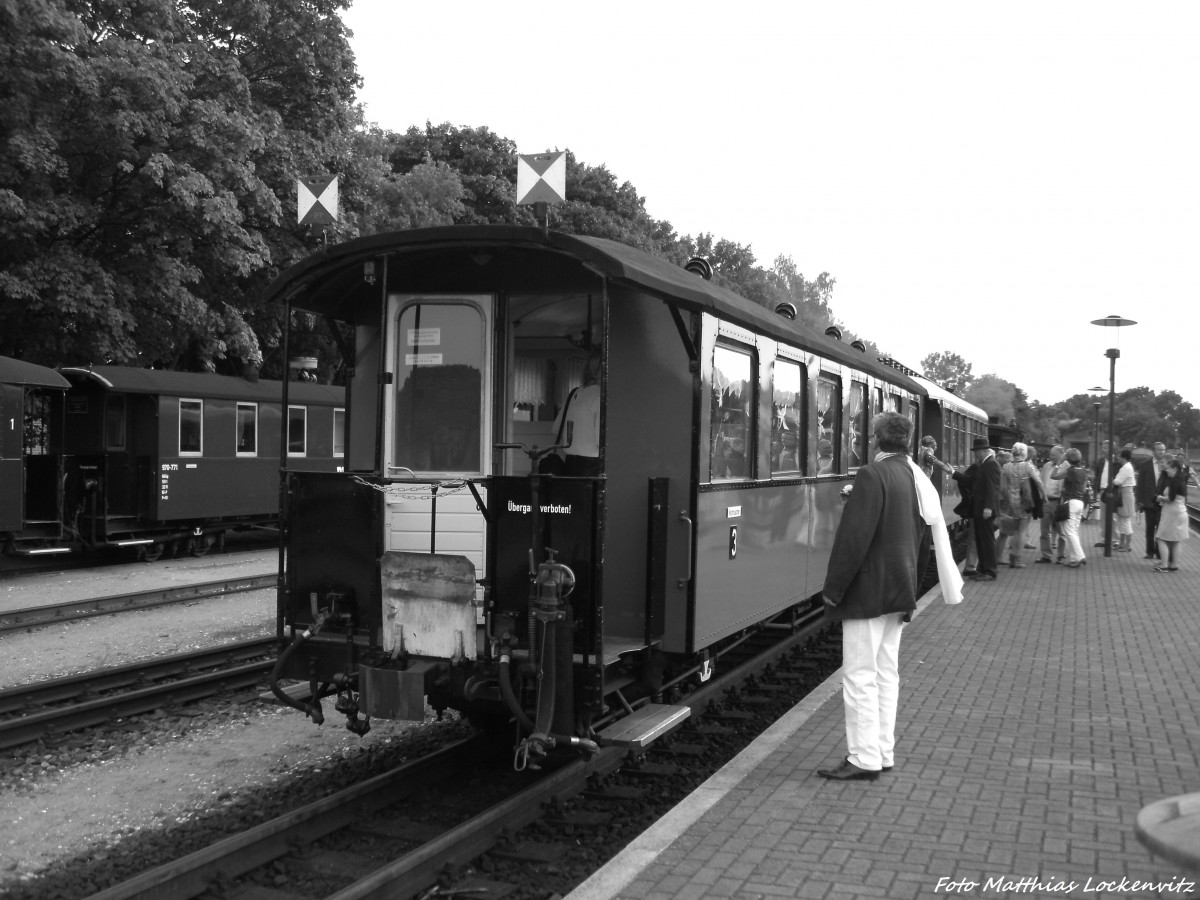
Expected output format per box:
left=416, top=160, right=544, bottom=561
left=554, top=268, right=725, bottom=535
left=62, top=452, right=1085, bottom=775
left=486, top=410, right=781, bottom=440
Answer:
left=1089, top=316, right=1137, bottom=558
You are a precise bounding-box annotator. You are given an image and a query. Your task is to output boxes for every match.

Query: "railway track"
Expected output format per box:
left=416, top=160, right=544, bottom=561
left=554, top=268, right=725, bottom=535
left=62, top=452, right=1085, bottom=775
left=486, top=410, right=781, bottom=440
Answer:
left=0, top=637, right=275, bottom=751
left=83, top=602, right=835, bottom=900
left=0, top=573, right=275, bottom=635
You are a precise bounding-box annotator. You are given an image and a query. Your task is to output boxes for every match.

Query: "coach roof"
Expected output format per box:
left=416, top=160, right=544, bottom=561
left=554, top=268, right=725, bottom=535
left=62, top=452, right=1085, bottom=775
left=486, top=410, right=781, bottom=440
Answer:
left=60, top=366, right=343, bottom=404
left=262, top=226, right=922, bottom=392
left=0, top=356, right=71, bottom=390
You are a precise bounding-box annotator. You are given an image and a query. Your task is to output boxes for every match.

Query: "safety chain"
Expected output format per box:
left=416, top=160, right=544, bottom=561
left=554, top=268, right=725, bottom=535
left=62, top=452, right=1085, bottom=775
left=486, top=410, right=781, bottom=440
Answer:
left=350, top=475, right=471, bottom=501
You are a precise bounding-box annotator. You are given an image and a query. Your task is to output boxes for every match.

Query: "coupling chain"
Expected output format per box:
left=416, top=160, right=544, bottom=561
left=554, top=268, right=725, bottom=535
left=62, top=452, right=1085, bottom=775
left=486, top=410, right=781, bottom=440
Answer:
left=349, top=475, right=469, bottom=501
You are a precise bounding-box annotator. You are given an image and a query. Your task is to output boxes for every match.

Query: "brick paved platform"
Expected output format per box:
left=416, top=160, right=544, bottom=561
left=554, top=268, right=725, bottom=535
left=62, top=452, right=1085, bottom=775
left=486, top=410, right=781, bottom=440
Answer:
left=569, top=518, right=1200, bottom=899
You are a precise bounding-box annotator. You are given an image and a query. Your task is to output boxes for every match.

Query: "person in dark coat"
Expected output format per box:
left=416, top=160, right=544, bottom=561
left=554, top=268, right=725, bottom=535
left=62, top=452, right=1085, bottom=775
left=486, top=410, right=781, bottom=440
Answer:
left=952, top=463, right=978, bottom=575
left=968, top=437, right=1002, bottom=581
left=817, top=412, right=932, bottom=782
left=1136, top=442, right=1168, bottom=559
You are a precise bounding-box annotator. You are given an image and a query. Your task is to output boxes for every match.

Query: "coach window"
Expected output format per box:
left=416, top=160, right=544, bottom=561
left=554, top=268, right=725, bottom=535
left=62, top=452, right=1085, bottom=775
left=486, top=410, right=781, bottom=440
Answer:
left=23, top=391, right=54, bottom=455
left=710, top=342, right=754, bottom=480
left=873, top=386, right=884, bottom=416
left=179, top=399, right=202, bottom=456
left=333, top=408, right=345, bottom=457
left=906, top=397, right=918, bottom=435
left=815, top=374, right=841, bottom=474
left=848, top=381, right=868, bottom=469
left=772, top=358, right=805, bottom=475
left=236, top=403, right=257, bottom=456
left=105, top=394, right=126, bottom=451
left=287, top=405, right=307, bottom=457
left=395, top=302, right=484, bottom=474
left=889, top=393, right=902, bottom=413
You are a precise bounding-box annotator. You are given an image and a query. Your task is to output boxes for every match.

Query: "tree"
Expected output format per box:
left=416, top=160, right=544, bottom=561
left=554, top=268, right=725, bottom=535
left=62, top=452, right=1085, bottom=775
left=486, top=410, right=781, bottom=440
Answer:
left=1043, top=387, right=1198, bottom=450
left=0, top=0, right=366, bottom=373
left=1176, top=405, right=1200, bottom=450
left=387, top=123, right=526, bottom=226
left=964, top=374, right=1024, bottom=426
left=921, top=351, right=974, bottom=395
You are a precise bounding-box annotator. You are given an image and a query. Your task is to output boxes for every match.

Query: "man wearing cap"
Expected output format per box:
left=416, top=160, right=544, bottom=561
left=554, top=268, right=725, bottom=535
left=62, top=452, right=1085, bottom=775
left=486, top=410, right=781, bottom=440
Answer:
left=969, top=437, right=1001, bottom=581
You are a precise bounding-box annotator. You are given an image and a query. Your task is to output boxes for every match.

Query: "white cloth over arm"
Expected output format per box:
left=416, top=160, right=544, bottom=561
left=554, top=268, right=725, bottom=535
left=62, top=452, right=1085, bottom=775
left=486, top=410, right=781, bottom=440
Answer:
left=906, top=459, right=964, bottom=604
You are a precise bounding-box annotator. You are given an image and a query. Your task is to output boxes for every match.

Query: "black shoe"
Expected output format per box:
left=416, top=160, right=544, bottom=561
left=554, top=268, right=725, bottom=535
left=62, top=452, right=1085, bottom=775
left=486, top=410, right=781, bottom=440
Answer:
left=882, top=765, right=893, bottom=772
left=962, top=567, right=977, bottom=576
left=1035, top=557, right=1051, bottom=564
left=1094, top=541, right=1109, bottom=548
left=817, top=759, right=880, bottom=781
left=970, top=573, right=996, bottom=582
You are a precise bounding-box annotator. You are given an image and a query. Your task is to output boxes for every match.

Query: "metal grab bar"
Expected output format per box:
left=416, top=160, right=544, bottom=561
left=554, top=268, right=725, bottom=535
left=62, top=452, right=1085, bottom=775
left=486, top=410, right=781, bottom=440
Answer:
left=677, top=509, right=693, bottom=589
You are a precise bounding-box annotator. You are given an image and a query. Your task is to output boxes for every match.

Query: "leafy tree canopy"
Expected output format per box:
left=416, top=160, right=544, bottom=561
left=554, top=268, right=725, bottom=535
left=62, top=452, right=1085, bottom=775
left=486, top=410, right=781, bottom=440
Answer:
left=0, top=0, right=374, bottom=374
left=963, top=374, right=1031, bottom=429
left=1, top=3, right=867, bottom=379
left=1022, top=387, right=1199, bottom=451
left=921, top=351, right=974, bottom=396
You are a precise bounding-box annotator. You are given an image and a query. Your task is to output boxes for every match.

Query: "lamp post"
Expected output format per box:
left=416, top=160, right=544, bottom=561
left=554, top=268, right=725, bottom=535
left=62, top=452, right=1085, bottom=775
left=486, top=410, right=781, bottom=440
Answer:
left=1087, top=387, right=1106, bottom=467
left=1090, top=315, right=1137, bottom=557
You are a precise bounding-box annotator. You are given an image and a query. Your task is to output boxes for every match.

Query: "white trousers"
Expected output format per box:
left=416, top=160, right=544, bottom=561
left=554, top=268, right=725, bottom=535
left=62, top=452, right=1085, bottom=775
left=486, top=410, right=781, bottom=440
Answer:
left=842, top=613, right=906, bottom=771
left=1063, top=499, right=1086, bottom=562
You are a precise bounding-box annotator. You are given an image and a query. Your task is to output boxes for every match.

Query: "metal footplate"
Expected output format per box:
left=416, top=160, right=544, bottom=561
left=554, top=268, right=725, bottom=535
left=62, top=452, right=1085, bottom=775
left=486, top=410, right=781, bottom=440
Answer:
left=597, top=703, right=691, bottom=749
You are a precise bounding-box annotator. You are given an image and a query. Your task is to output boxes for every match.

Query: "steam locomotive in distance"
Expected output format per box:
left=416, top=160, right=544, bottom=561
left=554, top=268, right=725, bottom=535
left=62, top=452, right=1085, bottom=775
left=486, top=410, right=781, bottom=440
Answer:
left=261, top=225, right=989, bottom=764
left=1, top=358, right=344, bottom=560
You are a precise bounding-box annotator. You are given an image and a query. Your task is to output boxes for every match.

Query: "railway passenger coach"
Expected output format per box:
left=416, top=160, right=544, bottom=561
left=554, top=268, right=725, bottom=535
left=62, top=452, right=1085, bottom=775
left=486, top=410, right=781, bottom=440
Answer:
left=2, top=362, right=346, bottom=559
left=261, top=226, right=988, bottom=760
left=59, top=367, right=346, bottom=560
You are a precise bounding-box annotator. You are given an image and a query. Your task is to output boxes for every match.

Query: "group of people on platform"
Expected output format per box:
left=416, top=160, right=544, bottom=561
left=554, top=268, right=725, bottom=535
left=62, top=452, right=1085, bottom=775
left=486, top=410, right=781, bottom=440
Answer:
left=940, top=437, right=1191, bottom=580
left=816, top=417, right=1191, bottom=782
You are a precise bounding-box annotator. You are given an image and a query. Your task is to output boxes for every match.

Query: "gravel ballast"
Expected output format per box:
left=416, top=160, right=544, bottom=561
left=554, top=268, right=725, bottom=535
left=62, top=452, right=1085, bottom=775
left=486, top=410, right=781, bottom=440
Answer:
left=0, top=551, right=467, bottom=896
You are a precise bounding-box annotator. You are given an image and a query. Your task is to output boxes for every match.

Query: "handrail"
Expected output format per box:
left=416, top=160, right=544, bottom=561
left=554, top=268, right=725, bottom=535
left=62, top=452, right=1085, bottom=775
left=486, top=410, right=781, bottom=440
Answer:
left=677, top=509, right=694, bottom=589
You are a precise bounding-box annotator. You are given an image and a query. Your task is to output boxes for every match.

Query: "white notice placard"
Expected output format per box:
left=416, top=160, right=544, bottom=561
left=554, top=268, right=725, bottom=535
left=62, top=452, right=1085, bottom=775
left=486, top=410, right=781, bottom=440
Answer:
left=405, top=353, right=443, bottom=366
left=408, top=328, right=441, bottom=346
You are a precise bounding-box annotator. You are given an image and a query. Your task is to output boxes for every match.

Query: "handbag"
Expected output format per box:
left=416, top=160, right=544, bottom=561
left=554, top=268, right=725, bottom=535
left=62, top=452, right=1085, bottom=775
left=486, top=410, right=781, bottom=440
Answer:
left=1053, top=500, right=1071, bottom=523
left=997, top=515, right=1018, bottom=536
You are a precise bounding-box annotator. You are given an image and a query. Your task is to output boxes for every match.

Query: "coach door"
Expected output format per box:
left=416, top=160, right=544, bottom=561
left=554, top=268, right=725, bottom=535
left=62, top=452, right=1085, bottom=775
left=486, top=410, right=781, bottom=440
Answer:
left=383, top=295, right=492, bottom=593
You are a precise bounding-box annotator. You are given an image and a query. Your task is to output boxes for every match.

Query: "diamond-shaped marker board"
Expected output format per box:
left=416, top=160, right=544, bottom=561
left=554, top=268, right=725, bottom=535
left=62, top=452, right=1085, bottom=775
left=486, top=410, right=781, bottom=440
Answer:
left=516, top=152, right=566, bottom=205
left=298, top=175, right=338, bottom=226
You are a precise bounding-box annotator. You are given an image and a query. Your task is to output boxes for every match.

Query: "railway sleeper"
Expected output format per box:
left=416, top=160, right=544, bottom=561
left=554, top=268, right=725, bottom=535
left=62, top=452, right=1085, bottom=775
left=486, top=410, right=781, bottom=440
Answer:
left=489, top=840, right=566, bottom=865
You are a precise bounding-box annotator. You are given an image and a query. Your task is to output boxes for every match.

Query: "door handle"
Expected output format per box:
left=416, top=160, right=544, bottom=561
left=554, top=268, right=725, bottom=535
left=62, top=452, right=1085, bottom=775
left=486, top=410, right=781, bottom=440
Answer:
left=677, top=509, right=693, bottom=589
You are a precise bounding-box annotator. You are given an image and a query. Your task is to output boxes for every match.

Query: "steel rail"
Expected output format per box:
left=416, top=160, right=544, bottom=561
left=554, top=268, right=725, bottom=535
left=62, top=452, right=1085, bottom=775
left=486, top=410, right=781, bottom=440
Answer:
left=86, top=736, right=502, bottom=900
left=87, top=605, right=830, bottom=900
left=0, top=574, right=275, bottom=635
left=0, top=638, right=276, bottom=750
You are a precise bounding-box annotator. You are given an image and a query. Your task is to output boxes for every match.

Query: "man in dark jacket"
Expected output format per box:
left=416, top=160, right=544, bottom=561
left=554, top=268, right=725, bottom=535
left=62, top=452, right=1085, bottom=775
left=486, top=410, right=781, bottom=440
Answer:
left=1136, top=442, right=1168, bottom=559
left=969, top=437, right=1002, bottom=580
left=818, top=412, right=932, bottom=782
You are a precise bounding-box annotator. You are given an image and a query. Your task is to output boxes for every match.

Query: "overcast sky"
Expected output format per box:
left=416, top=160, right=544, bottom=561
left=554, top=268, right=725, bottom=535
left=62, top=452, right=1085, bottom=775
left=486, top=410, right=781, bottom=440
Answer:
left=343, top=0, right=1199, bottom=408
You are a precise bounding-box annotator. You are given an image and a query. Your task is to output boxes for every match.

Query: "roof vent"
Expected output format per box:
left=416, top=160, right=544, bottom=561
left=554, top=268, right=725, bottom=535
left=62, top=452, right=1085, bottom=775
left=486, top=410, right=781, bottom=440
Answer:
left=684, top=256, right=714, bottom=281
left=775, top=302, right=797, bottom=321
left=824, top=326, right=842, bottom=341
left=850, top=340, right=866, bottom=352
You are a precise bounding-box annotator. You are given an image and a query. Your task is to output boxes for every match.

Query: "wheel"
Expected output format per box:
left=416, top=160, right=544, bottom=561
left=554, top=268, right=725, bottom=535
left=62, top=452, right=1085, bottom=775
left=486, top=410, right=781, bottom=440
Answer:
left=140, top=542, right=164, bottom=563
left=191, top=534, right=217, bottom=558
